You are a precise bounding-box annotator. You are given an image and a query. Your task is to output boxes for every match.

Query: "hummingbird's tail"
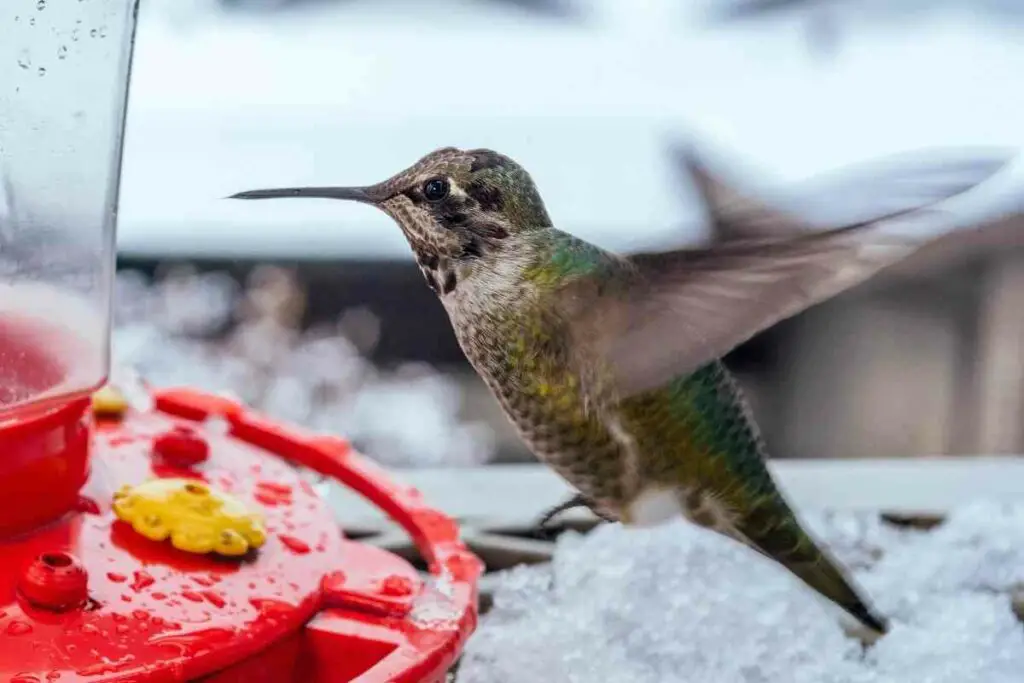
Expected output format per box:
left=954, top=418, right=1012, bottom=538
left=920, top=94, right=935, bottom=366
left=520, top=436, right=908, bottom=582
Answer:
left=783, top=543, right=889, bottom=635
left=733, top=498, right=889, bottom=636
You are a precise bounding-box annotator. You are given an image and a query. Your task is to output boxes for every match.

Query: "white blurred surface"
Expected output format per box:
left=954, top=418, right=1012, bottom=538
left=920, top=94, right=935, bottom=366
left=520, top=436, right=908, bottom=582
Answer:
left=117, top=0, right=1024, bottom=260
left=325, top=456, right=1024, bottom=529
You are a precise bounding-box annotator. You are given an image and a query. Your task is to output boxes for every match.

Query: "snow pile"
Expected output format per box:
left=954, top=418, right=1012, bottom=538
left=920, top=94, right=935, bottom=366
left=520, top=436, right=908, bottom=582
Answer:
left=459, top=502, right=1024, bottom=683
left=111, top=266, right=495, bottom=467
left=861, top=502, right=1024, bottom=617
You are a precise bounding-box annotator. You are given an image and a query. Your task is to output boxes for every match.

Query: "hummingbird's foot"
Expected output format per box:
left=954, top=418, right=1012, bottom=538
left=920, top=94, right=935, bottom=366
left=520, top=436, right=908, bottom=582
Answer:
left=535, top=493, right=610, bottom=539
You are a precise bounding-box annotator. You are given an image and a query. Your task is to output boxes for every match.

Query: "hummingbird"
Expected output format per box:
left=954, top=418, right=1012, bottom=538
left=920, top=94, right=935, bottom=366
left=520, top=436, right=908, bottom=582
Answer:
left=533, top=144, right=1014, bottom=531
left=231, top=144, right=1010, bottom=636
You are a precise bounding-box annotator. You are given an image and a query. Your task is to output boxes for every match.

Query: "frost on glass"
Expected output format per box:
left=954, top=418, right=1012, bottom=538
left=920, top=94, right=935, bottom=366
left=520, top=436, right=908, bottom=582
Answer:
left=0, top=0, right=136, bottom=417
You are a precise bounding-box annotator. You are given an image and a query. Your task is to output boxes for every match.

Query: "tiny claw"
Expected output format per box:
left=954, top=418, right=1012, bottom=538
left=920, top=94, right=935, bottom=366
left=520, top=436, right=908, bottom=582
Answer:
left=535, top=493, right=603, bottom=537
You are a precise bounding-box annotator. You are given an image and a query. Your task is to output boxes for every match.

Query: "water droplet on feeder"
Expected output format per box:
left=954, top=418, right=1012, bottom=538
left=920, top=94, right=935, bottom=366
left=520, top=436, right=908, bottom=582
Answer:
left=201, top=590, right=226, bottom=608
left=9, top=674, right=41, bottom=683
left=130, top=570, right=154, bottom=592
left=254, top=480, right=293, bottom=506
left=6, top=620, right=32, bottom=636
left=76, top=496, right=100, bottom=515
left=279, top=534, right=310, bottom=554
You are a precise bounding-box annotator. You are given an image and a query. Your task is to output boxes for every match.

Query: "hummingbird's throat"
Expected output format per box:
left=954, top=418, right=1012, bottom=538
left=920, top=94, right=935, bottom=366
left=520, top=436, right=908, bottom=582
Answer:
left=413, top=249, right=459, bottom=296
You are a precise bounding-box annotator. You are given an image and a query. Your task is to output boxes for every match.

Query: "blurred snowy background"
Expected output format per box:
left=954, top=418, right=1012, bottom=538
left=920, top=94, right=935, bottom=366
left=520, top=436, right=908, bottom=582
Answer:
left=110, top=0, right=1024, bottom=467
left=112, top=265, right=497, bottom=467
left=119, top=0, right=1024, bottom=261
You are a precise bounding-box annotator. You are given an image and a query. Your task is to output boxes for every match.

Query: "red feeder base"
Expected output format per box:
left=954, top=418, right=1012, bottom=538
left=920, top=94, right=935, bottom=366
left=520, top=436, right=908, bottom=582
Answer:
left=0, top=386, right=483, bottom=682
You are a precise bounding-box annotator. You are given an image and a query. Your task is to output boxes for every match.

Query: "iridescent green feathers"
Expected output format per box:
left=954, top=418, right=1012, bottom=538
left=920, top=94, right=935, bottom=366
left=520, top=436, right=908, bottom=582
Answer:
left=463, top=149, right=553, bottom=233
left=620, top=360, right=888, bottom=632
left=523, top=231, right=613, bottom=287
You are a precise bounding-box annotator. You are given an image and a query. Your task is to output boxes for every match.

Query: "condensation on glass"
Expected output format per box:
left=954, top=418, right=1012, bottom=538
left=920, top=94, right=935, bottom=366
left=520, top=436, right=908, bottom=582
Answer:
left=0, top=0, right=138, bottom=418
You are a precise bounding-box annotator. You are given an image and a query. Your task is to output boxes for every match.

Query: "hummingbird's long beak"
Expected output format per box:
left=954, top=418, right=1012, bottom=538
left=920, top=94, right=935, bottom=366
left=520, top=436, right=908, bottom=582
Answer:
left=228, top=185, right=380, bottom=204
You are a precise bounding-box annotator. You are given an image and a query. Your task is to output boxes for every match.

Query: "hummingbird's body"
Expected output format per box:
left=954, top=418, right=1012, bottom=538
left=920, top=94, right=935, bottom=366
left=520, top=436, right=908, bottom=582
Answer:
left=442, top=226, right=883, bottom=629
left=446, top=228, right=750, bottom=522
left=232, top=144, right=1011, bottom=637
left=444, top=230, right=632, bottom=515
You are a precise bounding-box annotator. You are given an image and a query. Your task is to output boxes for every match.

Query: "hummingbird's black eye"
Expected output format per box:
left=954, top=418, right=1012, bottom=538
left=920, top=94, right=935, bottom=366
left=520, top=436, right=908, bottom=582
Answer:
left=422, top=177, right=450, bottom=202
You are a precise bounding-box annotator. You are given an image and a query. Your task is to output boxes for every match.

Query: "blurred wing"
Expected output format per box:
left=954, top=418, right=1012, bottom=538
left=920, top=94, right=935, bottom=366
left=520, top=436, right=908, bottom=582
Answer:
left=574, top=151, right=1012, bottom=397
left=673, top=144, right=1013, bottom=243
left=673, top=144, right=812, bottom=241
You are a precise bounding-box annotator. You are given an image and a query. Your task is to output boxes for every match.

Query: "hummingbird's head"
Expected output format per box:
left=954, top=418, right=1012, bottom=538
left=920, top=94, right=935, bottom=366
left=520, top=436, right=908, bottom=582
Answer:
left=231, top=147, right=552, bottom=287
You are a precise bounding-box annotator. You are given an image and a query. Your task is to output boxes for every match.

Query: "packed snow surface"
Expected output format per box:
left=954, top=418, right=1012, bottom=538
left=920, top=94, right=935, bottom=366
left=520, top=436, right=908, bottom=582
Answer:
left=459, top=502, right=1024, bottom=683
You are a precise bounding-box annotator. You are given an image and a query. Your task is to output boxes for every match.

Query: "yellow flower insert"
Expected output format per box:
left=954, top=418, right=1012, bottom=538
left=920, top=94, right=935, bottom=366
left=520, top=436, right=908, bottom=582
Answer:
left=113, top=478, right=266, bottom=556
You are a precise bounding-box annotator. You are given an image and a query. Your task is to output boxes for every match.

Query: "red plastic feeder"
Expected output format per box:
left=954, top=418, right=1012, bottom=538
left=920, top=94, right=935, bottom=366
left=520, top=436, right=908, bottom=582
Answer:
left=0, top=1, right=482, bottom=680
left=0, top=380, right=483, bottom=682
